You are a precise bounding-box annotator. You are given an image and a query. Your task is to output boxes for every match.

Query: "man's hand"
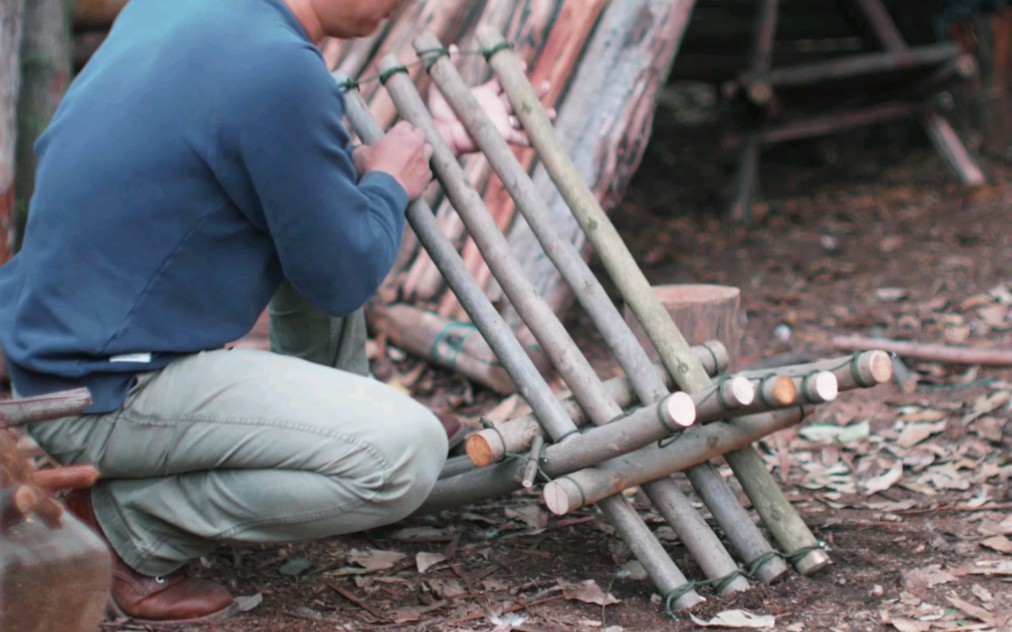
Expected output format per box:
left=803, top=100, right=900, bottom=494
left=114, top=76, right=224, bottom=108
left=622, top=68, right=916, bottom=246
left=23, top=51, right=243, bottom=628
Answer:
left=429, top=76, right=555, bottom=157
left=353, top=121, right=433, bottom=201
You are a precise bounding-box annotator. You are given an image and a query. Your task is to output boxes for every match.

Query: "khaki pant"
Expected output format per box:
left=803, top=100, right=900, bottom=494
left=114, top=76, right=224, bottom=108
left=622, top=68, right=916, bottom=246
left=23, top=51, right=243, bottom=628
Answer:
left=27, top=281, right=446, bottom=577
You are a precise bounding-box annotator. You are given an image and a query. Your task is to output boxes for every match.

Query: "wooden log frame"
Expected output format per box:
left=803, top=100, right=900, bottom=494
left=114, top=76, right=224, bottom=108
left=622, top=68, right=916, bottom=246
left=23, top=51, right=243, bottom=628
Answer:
left=724, top=0, right=988, bottom=224
left=419, top=29, right=799, bottom=597
left=480, top=28, right=827, bottom=578
left=0, top=0, right=23, bottom=264
left=341, top=82, right=708, bottom=609
left=381, top=48, right=718, bottom=606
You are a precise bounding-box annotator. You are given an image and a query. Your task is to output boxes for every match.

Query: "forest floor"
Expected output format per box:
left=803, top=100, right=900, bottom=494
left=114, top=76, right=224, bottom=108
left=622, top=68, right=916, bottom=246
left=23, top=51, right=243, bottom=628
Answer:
left=10, top=97, right=1010, bottom=631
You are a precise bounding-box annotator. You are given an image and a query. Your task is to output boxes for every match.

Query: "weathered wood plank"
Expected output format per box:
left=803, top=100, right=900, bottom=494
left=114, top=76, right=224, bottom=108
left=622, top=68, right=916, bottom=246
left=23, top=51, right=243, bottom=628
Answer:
left=0, top=0, right=23, bottom=264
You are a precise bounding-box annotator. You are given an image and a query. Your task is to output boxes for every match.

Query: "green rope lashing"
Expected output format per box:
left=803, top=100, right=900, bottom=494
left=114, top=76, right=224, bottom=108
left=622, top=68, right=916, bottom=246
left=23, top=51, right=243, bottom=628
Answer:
left=663, top=542, right=830, bottom=620
left=377, top=64, right=409, bottom=84
left=482, top=41, right=512, bottom=60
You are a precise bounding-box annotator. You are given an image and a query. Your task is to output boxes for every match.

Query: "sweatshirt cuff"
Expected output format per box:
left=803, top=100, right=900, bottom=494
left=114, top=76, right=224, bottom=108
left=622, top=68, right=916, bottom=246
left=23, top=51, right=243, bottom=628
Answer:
left=361, top=171, right=409, bottom=213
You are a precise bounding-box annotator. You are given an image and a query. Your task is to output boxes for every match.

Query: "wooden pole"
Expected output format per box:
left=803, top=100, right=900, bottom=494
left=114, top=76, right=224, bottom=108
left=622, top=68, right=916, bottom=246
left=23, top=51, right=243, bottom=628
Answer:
left=542, top=408, right=808, bottom=515
left=480, top=28, right=828, bottom=577
left=0, top=388, right=92, bottom=427
left=853, top=0, right=988, bottom=187
left=724, top=445, right=829, bottom=575
left=368, top=303, right=519, bottom=394
left=415, top=39, right=752, bottom=598
left=499, top=0, right=697, bottom=319
left=739, top=0, right=780, bottom=106
left=343, top=78, right=704, bottom=609
left=833, top=336, right=1012, bottom=367
left=763, top=44, right=959, bottom=89
left=466, top=346, right=728, bottom=467
left=0, top=0, right=24, bottom=264
left=752, top=102, right=924, bottom=146
left=14, top=0, right=73, bottom=252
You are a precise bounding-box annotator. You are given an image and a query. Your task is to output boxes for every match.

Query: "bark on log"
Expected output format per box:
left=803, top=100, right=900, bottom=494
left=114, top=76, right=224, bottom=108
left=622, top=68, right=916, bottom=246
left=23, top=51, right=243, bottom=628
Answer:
left=0, top=0, right=23, bottom=264
left=14, top=0, right=73, bottom=252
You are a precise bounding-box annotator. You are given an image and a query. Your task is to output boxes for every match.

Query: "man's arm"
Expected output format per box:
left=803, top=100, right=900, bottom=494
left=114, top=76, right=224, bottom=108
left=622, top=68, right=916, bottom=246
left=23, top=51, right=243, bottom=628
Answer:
left=224, top=49, right=429, bottom=317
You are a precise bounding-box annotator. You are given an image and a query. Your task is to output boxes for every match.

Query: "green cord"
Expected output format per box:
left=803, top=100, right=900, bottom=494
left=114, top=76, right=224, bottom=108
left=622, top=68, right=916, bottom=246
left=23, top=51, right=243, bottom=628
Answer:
left=664, top=542, right=829, bottom=620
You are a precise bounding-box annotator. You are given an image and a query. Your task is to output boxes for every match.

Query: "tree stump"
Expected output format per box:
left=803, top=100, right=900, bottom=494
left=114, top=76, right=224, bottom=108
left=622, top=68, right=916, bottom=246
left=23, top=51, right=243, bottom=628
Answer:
left=623, top=284, right=743, bottom=370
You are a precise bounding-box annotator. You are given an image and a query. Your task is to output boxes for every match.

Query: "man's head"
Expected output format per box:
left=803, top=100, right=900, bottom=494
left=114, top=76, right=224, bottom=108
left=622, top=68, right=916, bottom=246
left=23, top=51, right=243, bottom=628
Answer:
left=284, top=0, right=406, bottom=42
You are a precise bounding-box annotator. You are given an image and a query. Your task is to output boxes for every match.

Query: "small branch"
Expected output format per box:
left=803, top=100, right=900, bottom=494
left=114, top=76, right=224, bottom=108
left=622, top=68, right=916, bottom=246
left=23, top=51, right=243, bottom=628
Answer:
left=327, top=581, right=385, bottom=622
left=832, top=335, right=1012, bottom=367
left=441, top=595, right=567, bottom=626
left=896, top=503, right=1012, bottom=516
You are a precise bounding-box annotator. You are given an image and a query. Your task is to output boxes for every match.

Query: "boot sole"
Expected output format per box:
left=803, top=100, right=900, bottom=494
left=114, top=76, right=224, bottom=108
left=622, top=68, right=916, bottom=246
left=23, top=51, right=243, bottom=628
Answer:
left=106, top=598, right=241, bottom=627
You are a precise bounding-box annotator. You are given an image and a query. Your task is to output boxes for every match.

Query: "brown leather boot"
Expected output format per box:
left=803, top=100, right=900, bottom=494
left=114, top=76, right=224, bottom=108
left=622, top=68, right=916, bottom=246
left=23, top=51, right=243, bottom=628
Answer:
left=63, top=489, right=239, bottom=626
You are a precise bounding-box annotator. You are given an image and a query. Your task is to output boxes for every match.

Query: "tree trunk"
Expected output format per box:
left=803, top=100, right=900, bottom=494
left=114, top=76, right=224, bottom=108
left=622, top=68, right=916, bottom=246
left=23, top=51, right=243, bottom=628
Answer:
left=13, top=0, right=73, bottom=252
left=0, top=0, right=24, bottom=264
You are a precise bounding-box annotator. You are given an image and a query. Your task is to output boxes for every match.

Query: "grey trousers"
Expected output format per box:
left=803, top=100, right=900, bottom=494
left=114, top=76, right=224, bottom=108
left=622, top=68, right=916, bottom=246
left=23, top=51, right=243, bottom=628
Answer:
left=27, top=280, right=446, bottom=577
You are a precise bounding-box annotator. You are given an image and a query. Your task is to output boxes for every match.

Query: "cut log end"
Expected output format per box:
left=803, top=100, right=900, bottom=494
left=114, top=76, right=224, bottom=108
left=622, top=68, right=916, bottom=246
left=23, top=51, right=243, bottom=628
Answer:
left=763, top=375, right=798, bottom=407
left=661, top=392, right=696, bottom=428
left=864, top=350, right=894, bottom=385
left=465, top=433, right=498, bottom=468
left=795, top=548, right=832, bottom=576
left=699, top=340, right=731, bottom=376
left=543, top=478, right=579, bottom=515
left=803, top=371, right=839, bottom=403
left=725, top=375, right=756, bottom=408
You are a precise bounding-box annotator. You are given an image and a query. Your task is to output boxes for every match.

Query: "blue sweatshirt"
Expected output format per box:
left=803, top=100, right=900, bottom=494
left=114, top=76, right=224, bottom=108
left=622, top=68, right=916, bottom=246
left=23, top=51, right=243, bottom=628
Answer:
left=0, top=0, right=408, bottom=412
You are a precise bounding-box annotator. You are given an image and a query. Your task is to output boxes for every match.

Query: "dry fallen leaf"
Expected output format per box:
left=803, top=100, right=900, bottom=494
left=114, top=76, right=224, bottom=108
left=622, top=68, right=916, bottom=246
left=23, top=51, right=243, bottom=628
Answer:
left=688, top=609, right=775, bottom=629
left=946, top=594, right=995, bottom=625
left=348, top=548, right=407, bottom=572
left=980, top=535, right=1012, bottom=555
left=886, top=618, right=931, bottom=632
left=961, top=391, right=1010, bottom=426
left=897, top=421, right=947, bottom=448
left=416, top=552, right=447, bottom=574
left=903, top=565, right=958, bottom=596
left=234, top=593, right=263, bottom=613
left=864, top=461, right=904, bottom=495
left=978, top=515, right=1012, bottom=537
left=505, top=505, right=549, bottom=529
left=557, top=579, right=620, bottom=606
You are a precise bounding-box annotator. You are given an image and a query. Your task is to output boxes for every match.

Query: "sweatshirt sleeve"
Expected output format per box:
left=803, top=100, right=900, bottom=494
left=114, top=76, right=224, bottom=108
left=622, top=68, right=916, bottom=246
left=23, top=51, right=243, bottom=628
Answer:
left=225, top=46, right=408, bottom=317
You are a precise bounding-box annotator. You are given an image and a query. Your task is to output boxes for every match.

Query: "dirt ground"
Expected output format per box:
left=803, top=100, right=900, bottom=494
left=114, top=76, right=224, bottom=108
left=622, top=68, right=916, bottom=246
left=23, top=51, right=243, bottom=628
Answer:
left=8, top=98, right=1010, bottom=630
